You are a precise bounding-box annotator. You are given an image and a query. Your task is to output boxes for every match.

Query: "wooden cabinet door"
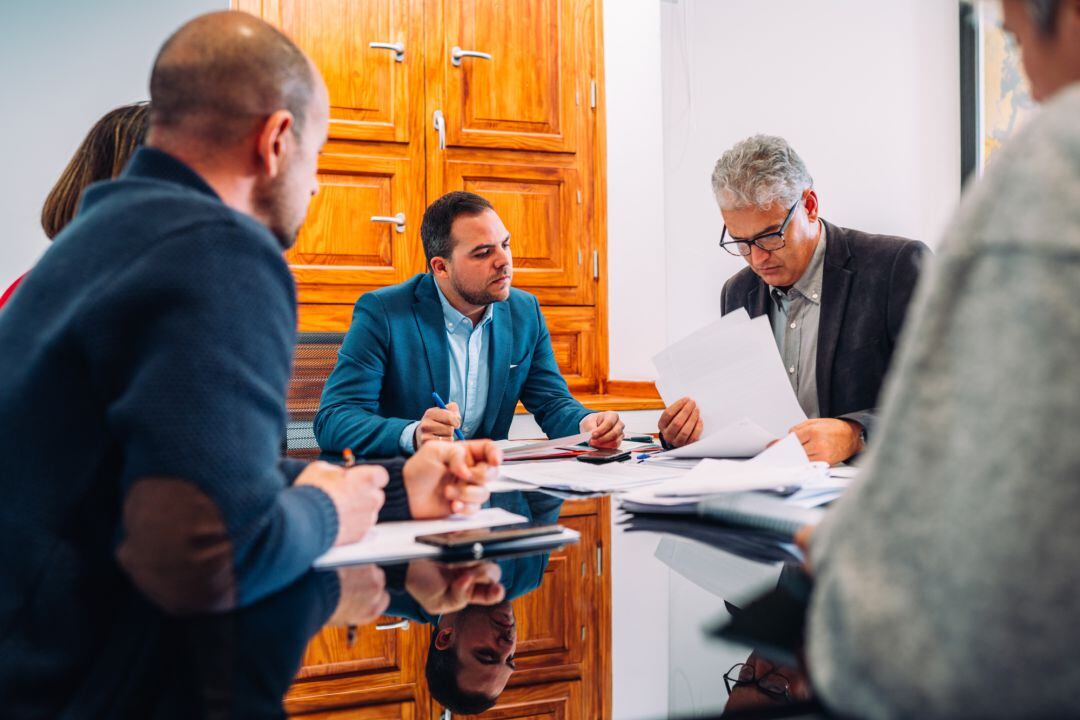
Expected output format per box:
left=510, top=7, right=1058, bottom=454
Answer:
left=539, top=307, right=599, bottom=393
left=439, top=156, right=592, bottom=306
left=287, top=617, right=425, bottom=716
left=250, top=0, right=425, bottom=143
left=430, top=0, right=582, bottom=152
left=450, top=680, right=584, bottom=719
left=289, top=148, right=426, bottom=306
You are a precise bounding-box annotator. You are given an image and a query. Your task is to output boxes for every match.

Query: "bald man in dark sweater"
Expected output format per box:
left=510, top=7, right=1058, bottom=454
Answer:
left=0, top=12, right=496, bottom=715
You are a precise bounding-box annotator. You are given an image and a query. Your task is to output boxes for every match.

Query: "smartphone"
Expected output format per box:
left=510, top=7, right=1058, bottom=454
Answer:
left=576, top=448, right=632, bottom=464
left=415, top=522, right=562, bottom=549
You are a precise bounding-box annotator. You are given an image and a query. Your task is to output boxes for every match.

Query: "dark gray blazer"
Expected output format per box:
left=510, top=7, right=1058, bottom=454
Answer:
left=720, top=220, right=929, bottom=438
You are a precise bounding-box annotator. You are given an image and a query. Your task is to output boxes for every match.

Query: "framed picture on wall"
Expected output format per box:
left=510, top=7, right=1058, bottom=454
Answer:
left=959, top=1, right=1038, bottom=185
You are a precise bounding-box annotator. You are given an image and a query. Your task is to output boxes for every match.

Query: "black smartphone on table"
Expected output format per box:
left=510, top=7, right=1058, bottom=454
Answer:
left=576, top=448, right=632, bottom=464
left=415, top=522, right=562, bottom=549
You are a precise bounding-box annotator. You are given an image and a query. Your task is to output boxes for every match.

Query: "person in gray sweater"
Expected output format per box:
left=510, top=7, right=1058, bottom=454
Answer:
left=803, top=1, right=1080, bottom=717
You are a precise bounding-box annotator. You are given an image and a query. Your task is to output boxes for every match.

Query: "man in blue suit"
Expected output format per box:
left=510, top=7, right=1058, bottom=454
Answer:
left=315, top=191, right=624, bottom=457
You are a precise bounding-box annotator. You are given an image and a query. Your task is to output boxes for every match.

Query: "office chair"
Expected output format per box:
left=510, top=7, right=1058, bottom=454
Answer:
left=285, top=332, right=345, bottom=459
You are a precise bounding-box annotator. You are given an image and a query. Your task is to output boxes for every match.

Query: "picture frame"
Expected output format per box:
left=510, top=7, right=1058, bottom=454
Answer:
left=959, top=1, right=1038, bottom=186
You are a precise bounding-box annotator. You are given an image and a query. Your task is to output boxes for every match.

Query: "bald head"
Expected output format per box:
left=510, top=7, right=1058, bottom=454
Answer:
left=149, top=11, right=317, bottom=149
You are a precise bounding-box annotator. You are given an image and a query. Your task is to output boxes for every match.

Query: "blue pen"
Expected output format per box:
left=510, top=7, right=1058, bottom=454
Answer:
left=431, top=392, right=466, bottom=441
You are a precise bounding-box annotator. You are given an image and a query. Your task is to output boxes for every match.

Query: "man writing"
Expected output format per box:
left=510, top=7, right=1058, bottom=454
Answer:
left=315, top=191, right=624, bottom=457
left=0, top=12, right=495, bottom=715
left=658, top=136, right=928, bottom=464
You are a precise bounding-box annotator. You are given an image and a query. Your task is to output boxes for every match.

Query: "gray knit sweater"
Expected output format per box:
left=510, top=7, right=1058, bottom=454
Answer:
left=807, top=82, right=1080, bottom=719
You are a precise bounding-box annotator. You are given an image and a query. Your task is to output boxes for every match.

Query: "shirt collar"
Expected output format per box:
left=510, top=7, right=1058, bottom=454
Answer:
left=433, top=280, right=494, bottom=332
left=121, top=147, right=221, bottom=200
left=772, top=221, right=826, bottom=305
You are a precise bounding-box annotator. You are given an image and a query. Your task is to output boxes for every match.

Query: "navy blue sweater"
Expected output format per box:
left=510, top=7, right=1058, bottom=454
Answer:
left=0, top=148, right=408, bottom=714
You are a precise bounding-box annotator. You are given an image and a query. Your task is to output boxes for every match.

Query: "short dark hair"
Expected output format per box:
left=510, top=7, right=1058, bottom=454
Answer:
left=420, top=191, right=494, bottom=269
left=426, top=629, right=497, bottom=714
left=1028, top=0, right=1062, bottom=35
left=41, top=102, right=150, bottom=239
left=149, top=12, right=315, bottom=148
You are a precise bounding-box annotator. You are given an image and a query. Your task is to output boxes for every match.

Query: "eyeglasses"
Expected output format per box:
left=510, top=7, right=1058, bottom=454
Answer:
left=718, top=193, right=804, bottom=257
left=723, top=662, right=793, bottom=703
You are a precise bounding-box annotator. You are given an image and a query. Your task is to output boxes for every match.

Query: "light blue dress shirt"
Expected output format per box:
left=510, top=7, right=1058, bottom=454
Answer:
left=399, top=282, right=494, bottom=453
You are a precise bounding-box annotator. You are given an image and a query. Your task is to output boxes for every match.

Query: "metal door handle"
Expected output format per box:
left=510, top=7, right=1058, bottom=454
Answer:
left=376, top=619, right=410, bottom=631
left=451, top=46, right=492, bottom=67
left=370, top=213, right=406, bottom=233
left=433, top=109, right=446, bottom=150
left=369, top=42, right=405, bottom=63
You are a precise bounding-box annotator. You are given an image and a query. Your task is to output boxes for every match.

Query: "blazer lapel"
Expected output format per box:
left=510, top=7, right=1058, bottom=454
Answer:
left=413, top=276, right=451, bottom=400
left=816, top=221, right=853, bottom=418
left=745, top=281, right=770, bottom=318
left=480, top=301, right=512, bottom=438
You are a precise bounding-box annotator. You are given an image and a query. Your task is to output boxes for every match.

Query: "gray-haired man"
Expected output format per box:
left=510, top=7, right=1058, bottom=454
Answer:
left=659, top=135, right=929, bottom=464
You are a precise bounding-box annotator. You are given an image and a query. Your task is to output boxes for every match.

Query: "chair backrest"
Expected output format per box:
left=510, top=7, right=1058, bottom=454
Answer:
left=286, top=332, right=345, bottom=459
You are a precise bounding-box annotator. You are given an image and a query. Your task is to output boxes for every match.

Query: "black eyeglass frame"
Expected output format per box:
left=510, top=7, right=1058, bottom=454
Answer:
left=718, top=190, right=808, bottom=257
left=723, top=662, right=794, bottom=703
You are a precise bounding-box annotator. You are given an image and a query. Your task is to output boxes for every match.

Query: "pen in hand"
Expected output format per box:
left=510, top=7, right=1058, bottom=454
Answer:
left=342, top=447, right=356, bottom=467
left=430, top=392, right=466, bottom=441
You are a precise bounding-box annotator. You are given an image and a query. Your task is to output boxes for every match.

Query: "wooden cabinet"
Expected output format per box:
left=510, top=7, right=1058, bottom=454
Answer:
left=275, top=0, right=425, bottom=143
left=430, top=0, right=581, bottom=153
left=235, top=0, right=608, bottom=391
left=286, top=498, right=612, bottom=719
left=289, top=148, right=427, bottom=305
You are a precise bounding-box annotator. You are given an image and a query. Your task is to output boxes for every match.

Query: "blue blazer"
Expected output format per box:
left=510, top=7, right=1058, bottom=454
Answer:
left=315, top=273, right=591, bottom=457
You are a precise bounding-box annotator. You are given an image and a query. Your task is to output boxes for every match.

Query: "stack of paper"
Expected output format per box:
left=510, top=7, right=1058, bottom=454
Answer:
left=499, top=460, right=684, bottom=494
left=652, top=311, right=807, bottom=457
left=622, top=434, right=833, bottom=509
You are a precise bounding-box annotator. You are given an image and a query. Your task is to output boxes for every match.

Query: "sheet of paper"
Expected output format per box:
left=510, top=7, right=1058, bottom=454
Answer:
left=652, top=312, right=807, bottom=457
left=828, top=464, right=861, bottom=479
left=500, top=460, right=684, bottom=494
left=659, top=417, right=777, bottom=458
left=622, top=434, right=828, bottom=507
left=314, top=508, right=527, bottom=568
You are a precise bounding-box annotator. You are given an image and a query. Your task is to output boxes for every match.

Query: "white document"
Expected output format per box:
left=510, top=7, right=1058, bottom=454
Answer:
left=659, top=417, right=776, bottom=459
left=652, top=312, right=807, bottom=457
left=622, top=433, right=828, bottom=507
left=313, top=508, right=527, bottom=568
left=500, top=460, right=684, bottom=494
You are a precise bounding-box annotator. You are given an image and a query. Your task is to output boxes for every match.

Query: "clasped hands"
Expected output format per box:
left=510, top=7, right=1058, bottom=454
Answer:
left=296, top=439, right=502, bottom=547
left=329, top=558, right=506, bottom=627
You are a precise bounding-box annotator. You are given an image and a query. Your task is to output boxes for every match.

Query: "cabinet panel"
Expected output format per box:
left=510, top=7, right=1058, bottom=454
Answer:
left=290, top=152, right=426, bottom=305
left=539, top=307, right=599, bottom=393
left=287, top=615, right=426, bottom=716
left=436, top=0, right=579, bottom=152
left=512, top=516, right=591, bottom=671
left=449, top=680, right=582, bottom=719
left=270, top=0, right=423, bottom=142
left=441, top=156, right=592, bottom=305
left=297, top=620, right=406, bottom=679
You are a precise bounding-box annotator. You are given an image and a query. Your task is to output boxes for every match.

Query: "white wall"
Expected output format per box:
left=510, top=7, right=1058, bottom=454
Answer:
left=603, top=0, right=669, bottom=380
left=657, top=0, right=961, bottom=343
left=0, top=0, right=225, bottom=290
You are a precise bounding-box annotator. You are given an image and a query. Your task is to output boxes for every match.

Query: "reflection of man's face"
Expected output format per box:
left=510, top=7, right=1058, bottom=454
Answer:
left=436, top=600, right=517, bottom=698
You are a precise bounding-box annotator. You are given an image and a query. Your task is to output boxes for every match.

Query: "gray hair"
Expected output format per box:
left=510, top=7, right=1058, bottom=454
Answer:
left=1027, top=0, right=1061, bottom=34
left=711, top=134, right=813, bottom=211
